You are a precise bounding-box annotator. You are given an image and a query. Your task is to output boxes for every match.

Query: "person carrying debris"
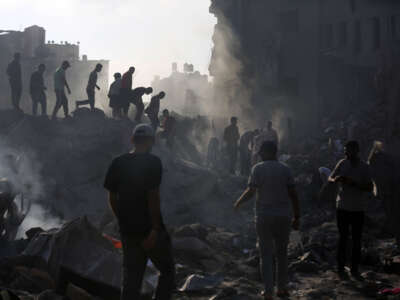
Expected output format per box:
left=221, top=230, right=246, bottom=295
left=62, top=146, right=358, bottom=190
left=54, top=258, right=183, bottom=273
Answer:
left=76, top=63, right=103, bottom=111
left=224, top=117, right=240, bottom=174
left=146, top=91, right=166, bottom=131
left=52, top=61, right=72, bottom=120
left=104, top=123, right=175, bottom=300
left=329, top=140, right=373, bottom=277
left=6, top=53, right=23, bottom=112
left=120, top=67, right=135, bottom=118
left=29, top=64, right=47, bottom=117
left=131, top=87, right=153, bottom=122
left=108, top=72, right=122, bottom=119
left=240, top=129, right=259, bottom=176
left=234, top=141, right=300, bottom=300
left=160, top=109, right=176, bottom=148
left=253, top=121, right=279, bottom=165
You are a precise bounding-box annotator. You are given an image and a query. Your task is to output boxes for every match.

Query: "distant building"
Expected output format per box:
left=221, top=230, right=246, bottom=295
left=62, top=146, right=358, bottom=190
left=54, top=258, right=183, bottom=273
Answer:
left=209, top=0, right=400, bottom=131
left=151, top=63, right=213, bottom=116
left=0, top=25, right=109, bottom=111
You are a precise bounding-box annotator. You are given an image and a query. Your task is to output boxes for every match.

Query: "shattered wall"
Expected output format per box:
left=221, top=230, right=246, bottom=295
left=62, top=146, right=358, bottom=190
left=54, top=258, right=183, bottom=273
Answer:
left=209, top=0, right=400, bottom=133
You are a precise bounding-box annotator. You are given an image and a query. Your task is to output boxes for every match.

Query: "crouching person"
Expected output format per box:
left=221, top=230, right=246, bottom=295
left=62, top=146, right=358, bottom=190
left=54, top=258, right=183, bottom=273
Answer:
left=104, top=124, right=175, bottom=300
left=234, top=141, right=300, bottom=300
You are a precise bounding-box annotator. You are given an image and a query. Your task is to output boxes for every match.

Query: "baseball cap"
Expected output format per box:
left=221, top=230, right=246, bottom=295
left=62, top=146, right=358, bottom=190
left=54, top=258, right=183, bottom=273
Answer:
left=132, top=124, right=154, bottom=138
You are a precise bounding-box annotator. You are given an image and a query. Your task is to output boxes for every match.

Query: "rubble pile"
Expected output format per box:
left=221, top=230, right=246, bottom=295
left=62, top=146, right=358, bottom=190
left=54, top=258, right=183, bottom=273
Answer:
left=0, top=106, right=399, bottom=299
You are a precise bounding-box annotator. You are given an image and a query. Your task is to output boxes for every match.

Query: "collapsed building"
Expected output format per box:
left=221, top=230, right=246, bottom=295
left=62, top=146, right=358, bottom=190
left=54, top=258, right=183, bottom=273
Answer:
left=209, top=0, right=400, bottom=133
left=0, top=25, right=109, bottom=112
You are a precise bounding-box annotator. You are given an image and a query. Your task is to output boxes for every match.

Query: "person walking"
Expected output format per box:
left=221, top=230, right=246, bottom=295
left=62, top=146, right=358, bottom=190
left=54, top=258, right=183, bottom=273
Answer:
left=234, top=141, right=300, bottom=299
left=29, top=64, right=47, bottom=116
left=76, top=63, right=103, bottom=111
left=52, top=61, right=71, bottom=120
left=329, top=140, right=373, bottom=277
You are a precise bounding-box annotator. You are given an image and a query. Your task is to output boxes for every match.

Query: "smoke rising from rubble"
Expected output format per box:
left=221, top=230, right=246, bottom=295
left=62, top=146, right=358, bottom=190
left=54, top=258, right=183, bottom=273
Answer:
left=0, top=141, right=62, bottom=236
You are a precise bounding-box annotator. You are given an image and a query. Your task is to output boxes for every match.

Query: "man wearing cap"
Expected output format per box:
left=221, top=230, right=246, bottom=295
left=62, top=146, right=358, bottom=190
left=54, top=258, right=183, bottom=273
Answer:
left=234, top=141, right=300, bottom=300
left=52, top=61, right=71, bottom=120
left=104, top=124, right=175, bottom=300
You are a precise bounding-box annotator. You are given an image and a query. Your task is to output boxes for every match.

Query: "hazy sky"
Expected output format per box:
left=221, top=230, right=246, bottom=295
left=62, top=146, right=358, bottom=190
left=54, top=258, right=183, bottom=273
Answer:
left=1, top=0, right=216, bottom=86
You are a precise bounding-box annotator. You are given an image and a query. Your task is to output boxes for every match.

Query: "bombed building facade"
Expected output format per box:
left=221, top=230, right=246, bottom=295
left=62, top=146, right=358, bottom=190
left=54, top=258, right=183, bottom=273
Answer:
left=210, top=0, right=400, bottom=132
left=0, top=25, right=109, bottom=112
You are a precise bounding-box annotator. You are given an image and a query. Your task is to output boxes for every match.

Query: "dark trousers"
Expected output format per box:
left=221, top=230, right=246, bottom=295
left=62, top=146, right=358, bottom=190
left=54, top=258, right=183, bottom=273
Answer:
left=134, top=101, right=144, bottom=122
left=52, top=90, right=69, bottom=119
left=120, top=89, right=131, bottom=117
left=227, top=147, right=238, bottom=174
left=31, top=91, right=47, bottom=116
left=10, top=82, right=22, bottom=111
left=336, top=209, right=364, bottom=272
left=240, top=149, right=251, bottom=176
left=120, top=231, right=175, bottom=300
left=148, top=113, right=159, bottom=132
left=76, top=89, right=95, bottom=110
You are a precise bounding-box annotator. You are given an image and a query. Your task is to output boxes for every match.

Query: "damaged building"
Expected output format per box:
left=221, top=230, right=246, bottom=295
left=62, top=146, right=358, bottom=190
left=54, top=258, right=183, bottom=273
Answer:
left=209, top=0, right=400, bottom=132
left=0, top=25, right=109, bottom=112
left=151, top=63, right=213, bottom=116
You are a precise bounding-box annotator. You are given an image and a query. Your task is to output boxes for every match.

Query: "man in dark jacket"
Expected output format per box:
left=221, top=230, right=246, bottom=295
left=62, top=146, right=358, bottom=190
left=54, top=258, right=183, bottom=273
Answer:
left=30, top=64, right=47, bottom=116
left=6, top=53, right=22, bottom=112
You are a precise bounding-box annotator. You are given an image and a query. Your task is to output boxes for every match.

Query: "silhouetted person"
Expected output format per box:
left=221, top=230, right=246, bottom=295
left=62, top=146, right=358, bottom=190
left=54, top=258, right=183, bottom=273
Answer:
left=104, top=124, right=175, bottom=300
left=121, top=67, right=135, bottom=117
left=131, top=87, right=153, bottom=122
left=240, top=129, right=259, bottom=176
left=207, top=137, right=220, bottom=169
left=160, top=109, right=176, bottom=148
left=76, top=63, right=103, bottom=111
left=30, top=64, right=47, bottom=116
left=6, top=53, right=22, bottom=112
left=234, top=141, right=300, bottom=300
left=329, top=141, right=373, bottom=277
left=253, top=121, right=279, bottom=165
left=52, top=61, right=71, bottom=120
left=224, top=117, right=240, bottom=174
left=146, top=91, right=166, bottom=131
left=108, top=73, right=122, bottom=119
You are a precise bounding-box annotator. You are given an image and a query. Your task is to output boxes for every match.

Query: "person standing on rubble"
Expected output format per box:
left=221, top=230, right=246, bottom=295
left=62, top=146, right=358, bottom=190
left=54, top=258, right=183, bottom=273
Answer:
left=253, top=121, right=279, bottom=165
left=224, top=117, right=240, bottom=174
left=108, top=72, right=122, bottom=119
left=160, top=109, right=176, bottom=148
left=131, top=87, right=153, bottom=122
left=240, top=129, right=259, bottom=176
left=234, top=141, right=300, bottom=300
left=329, top=141, right=373, bottom=277
left=120, top=67, right=135, bottom=118
left=146, top=91, right=166, bottom=131
left=104, top=123, right=175, bottom=300
left=76, top=63, right=103, bottom=111
left=52, top=61, right=72, bottom=120
left=29, top=64, right=47, bottom=117
left=6, top=53, right=23, bottom=112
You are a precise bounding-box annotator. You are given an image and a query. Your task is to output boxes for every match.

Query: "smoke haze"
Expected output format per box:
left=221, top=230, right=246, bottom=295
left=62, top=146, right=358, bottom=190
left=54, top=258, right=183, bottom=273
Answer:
left=1, top=0, right=216, bottom=87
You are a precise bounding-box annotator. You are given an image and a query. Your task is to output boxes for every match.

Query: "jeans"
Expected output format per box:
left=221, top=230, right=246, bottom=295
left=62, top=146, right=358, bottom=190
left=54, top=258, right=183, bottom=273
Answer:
left=336, top=209, right=364, bottom=272
left=76, top=89, right=96, bottom=110
left=52, top=90, right=69, bottom=118
left=256, top=216, right=291, bottom=294
left=10, top=81, right=22, bottom=110
left=31, top=91, right=47, bottom=116
left=120, top=231, right=175, bottom=300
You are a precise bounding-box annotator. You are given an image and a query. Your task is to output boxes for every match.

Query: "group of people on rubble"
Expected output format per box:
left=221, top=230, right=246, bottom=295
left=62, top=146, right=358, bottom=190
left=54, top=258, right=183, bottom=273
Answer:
left=207, top=116, right=279, bottom=176
left=5, top=53, right=176, bottom=135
